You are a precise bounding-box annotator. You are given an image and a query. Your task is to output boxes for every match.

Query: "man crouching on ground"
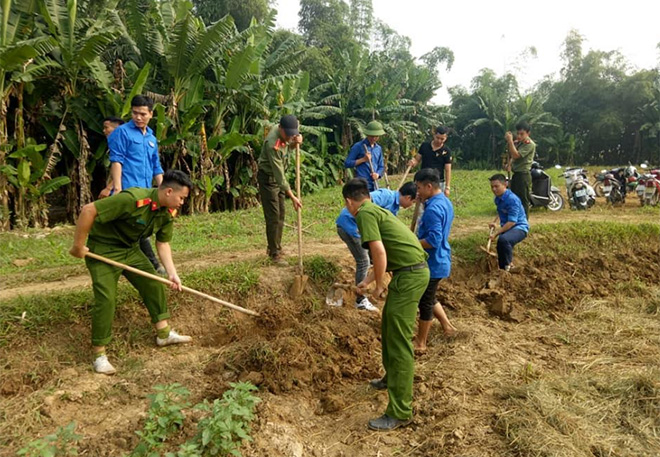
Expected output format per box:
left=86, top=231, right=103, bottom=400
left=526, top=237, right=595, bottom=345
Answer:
left=343, top=177, right=430, bottom=431
left=70, top=170, right=193, bottom=375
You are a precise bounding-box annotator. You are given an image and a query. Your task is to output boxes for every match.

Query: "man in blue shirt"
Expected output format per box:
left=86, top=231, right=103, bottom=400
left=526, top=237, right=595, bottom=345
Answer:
left=344, top=121, right=386, bottom=191
left=336, top=182, right=417, bottom=311
left=103, top=95, right=165, bottom=274
left=413, top=169, right=457, bottom=352
left=489, top=174, right=529, bottom=271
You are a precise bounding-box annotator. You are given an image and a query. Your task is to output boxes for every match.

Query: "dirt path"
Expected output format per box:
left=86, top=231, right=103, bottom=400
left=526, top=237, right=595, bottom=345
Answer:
left=1, top=201, right=657, bottom=301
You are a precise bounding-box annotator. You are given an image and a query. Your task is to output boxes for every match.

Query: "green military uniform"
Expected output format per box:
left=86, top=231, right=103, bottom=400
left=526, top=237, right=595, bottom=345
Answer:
left=511, top=138, right=535, bottom=217
left=85, top=188, right=176, bottom=346
left=257, top=127, right=293, bottom=258
left=356, top=201, right=430, bottom=420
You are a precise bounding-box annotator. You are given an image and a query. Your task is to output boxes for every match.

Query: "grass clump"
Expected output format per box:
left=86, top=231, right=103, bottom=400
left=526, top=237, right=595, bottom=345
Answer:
left=305, top=255, right=341, bottom=286
left=182, top=261, right=260, bottom=298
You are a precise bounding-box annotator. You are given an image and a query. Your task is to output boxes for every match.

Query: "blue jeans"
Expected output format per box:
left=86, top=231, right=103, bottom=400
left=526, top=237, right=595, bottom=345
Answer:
left=337, top=226, right=370, bottom=304
left=497, top=229, right=527, bottom=269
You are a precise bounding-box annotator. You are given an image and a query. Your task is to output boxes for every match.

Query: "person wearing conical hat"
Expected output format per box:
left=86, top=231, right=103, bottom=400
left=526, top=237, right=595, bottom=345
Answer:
left=344, top=121, right=386, bottom=192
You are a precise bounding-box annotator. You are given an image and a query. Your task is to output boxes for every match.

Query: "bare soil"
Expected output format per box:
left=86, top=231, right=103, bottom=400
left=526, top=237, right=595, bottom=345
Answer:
left=2, top=216, right=660, bottom=456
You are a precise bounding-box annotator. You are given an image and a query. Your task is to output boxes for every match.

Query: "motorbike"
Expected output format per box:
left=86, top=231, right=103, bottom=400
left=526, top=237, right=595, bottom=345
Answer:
left=603, top=171, right=625, bottom=205
left=562, top=167, right=596, bottom=210
left=530, top=162, right=564, bottom=211
left=594, top=164, right=639, bottom=201
left=637, top=163, right=660, bottom=206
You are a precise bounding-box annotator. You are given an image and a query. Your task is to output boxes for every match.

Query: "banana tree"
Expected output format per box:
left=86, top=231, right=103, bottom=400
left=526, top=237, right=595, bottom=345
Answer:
left=37, top=0, right=123, bottom=219
left=0, top=0, right=56, bottom=229
left=4, top=142, right=70, bottom=227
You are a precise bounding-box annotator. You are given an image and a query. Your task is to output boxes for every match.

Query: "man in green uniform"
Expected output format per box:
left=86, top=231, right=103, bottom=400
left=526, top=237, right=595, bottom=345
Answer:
left=257, top=114, right=303, bottom=265
left=505, top=121, right=536, bottom=217
left=69, top=170, right=193, bottom=375
left=343, top=177, right=430, bottom=431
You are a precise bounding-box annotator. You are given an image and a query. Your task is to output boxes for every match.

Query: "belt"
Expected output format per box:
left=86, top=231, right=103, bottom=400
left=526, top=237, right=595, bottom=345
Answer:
left=391, top=262, right=428, bottom=274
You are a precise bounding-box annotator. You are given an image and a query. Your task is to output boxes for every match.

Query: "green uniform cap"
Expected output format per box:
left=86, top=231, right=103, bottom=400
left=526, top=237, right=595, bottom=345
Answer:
left=364, top=121, right=386, bottom=137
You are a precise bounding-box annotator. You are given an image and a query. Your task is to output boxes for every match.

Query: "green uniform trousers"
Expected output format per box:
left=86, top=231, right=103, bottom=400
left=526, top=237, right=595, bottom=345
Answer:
left=510, top=171, right=531, bottom=218
left=382, top=267, right=430, bottom=420
left=85, top=242, right=170, bottom=347
left=257, top=169, right=286, bottom=257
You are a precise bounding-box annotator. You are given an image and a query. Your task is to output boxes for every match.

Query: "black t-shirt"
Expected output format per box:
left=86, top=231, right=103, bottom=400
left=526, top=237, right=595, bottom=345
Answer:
left=419, top=142, right=452, bottom=180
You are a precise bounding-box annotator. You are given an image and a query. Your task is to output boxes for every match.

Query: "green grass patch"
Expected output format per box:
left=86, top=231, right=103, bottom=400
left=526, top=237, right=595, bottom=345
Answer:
left=304, top=255, right=341, bottom=286
left=181, top=261, right=261, bottom=298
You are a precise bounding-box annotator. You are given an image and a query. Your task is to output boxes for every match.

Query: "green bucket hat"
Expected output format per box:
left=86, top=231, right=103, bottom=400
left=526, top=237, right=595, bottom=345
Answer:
left=364, top=120, right=386, bottom=137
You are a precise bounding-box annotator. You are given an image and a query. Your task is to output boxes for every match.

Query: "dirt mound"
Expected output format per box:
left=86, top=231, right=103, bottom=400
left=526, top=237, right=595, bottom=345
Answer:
left=2, top=235, right=660, bottom=456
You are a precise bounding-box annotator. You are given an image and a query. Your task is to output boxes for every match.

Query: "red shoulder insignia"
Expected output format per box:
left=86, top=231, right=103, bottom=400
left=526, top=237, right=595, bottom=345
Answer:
left=273, top=139, right=284, bottom=151
left=524, top=139, right=531, bottom=144
left=136, top=198, right=152, bottom=208
left=151, top=201, right=158, bottom=211
left=168, top=208, right=178, bottom=218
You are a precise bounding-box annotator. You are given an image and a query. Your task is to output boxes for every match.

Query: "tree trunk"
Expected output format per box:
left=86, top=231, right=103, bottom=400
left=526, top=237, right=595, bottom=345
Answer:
left=0, top=89, right=10, bottom=231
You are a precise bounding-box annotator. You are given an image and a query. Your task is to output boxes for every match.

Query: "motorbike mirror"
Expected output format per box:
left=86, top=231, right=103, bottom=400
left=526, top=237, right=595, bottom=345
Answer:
left=640, top=163, right=648, bottom=169
left=554, top=164, right=562, bottom=169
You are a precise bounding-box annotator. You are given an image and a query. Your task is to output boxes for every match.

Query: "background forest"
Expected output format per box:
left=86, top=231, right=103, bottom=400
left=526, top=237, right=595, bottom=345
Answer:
left=1, top=0, right=659, bottom=230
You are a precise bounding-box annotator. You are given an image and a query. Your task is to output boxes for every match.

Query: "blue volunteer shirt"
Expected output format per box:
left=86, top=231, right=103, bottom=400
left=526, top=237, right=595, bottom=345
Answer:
left=108, top=120, right=164, bottom=190
left=344, top=139, right=385, bottom=190
left=495, top=189, right=529, bottom=233
left=417, top=192, right=454, bottom=279
left=336, top=189, right=400, bottom=238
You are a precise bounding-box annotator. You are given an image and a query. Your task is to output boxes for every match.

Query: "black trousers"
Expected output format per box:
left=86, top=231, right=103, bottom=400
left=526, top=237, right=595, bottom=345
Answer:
left=510, top=171, right=531, bottom=218
left=139, top=237, right=161, bottom=270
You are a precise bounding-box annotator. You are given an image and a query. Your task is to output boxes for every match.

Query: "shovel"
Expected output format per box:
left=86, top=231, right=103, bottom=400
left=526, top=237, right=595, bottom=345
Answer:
left=289, top=143, right=308, bottom=298
left=325, top=282, right=386, bottom=308
left=397, top=163, right=413, bottom=190
left=363, top=144, right=379, bottom=190
left=84, top=252, right=259, bottom=316
left=480, top=227, right=498, bottom=258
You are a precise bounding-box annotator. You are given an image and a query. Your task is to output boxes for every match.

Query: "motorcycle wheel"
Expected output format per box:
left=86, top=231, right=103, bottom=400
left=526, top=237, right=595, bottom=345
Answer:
left=547, top=192, right=564, bottom=211
left=593, top=181, right=604, bottom=197
left=650, top=192, right=660, bottom=207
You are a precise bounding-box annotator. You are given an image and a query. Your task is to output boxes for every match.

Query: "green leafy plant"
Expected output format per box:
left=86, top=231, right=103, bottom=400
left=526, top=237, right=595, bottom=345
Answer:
left=132, top=383, right=191, bottom=456
left=17, top=422, right=81, bottom=457
left=190, top=382, right=261, bottom=457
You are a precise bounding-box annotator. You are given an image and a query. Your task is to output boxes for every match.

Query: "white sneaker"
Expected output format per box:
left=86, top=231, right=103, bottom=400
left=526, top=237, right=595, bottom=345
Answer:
left=356, top=297, right=379, bottom=312
left=93, top=355, right=116, bottom=375
left=156, top=329, right=192, bottom=347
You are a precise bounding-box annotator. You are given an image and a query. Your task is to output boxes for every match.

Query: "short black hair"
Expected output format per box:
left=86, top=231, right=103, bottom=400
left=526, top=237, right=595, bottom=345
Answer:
left=399, top=182, right=417, bottom=199
left=435, top=125, right=449, bottom=135
left=103, top=116, right=124, bottom=125
left=160, top=170, right=192, bottom=191
left=489, top=173, right=507, bottom=184
left=414, top=168, right=441, bottom=188
left=515, top=121, right=531, bottom=132
left=342, top=178, right=370, bottom=200
left=131, top=95, right=154, bottom=111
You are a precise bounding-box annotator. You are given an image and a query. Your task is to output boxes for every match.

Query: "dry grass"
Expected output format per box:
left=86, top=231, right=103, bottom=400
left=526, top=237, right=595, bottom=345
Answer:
left=496, top=293, right=660, bottom=457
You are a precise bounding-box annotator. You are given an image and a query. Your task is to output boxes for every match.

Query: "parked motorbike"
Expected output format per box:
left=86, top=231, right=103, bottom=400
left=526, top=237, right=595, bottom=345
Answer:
left=562, top=167, right=596, bottom=210
left=594, top=164, right=639, bottom=201
left=637, top=163, right=660, bottom=206
left=530, top=162, right=564, bottom=211
left=603, top=171, right=625, bottom=205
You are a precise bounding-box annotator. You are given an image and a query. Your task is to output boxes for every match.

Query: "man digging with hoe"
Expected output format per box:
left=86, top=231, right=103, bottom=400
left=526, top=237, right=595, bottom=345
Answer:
left=343, top=178, right=430, bottom=431
left=70, top=170, right=193, bottom=375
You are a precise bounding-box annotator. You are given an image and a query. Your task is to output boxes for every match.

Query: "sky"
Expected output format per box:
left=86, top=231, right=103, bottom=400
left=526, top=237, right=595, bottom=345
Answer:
left=273, top=0, right=660, bottom=105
